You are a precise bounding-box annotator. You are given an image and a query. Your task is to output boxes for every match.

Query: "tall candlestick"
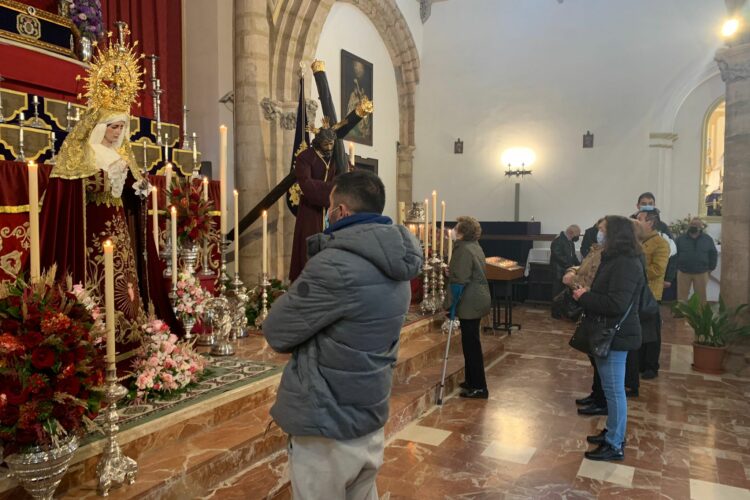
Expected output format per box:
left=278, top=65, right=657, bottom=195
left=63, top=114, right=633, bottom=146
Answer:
left=219, top=126, right=228, bottom=240
left=192, top=133, right=198, bottom=166
left=103, top=240, right=116, bottom=365
left=202, top=176, right=209, bottom=201
left=432, top=191, right=437, bottom=259
left=424, top=197, right=430, bottom=259
left=233, top=189, right=239, bottom=275
left=164, top=133, right=170, bottom=163
left=19, top=112, right=24, bottom=143
left=440, top=201, right=446, bottom=260
left=151, top=186, right=159, bottom=249
left=27, top=161, right=40, bottom=281
left=262, top=210, right=268, bottom=275
left=170, top=207, right=177, bottom=287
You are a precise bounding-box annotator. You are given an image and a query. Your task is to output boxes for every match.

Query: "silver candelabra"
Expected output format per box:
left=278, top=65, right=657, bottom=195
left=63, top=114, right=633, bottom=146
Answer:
left=96, top=366, right=138, bottom=496
left=255, top=273, right=271, bottom=328
left=182, top=105, right=190, bottom=149
left=30, top=96, right=44, bottom=128
left=420, top=260, right=433, bottom=315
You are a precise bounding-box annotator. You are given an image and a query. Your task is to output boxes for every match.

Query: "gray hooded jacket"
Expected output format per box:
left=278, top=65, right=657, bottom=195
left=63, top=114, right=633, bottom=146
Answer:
left=263, top=221, right=423, bottom=440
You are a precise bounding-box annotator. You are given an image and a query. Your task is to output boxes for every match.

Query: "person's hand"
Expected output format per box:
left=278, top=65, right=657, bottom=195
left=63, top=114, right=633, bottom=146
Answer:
left=572, top=287, right=589, bottom=301
left=664, top=281, right=672, bottom=289
left=562, top=272, right=575, bottom=286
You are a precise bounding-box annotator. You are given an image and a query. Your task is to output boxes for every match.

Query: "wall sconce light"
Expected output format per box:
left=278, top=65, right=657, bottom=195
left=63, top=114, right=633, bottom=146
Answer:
left=454, top=138, right=463, bottom=154
left=501, top=147, right=535, bottom=178
left=583, top=130, right=594, bottom=148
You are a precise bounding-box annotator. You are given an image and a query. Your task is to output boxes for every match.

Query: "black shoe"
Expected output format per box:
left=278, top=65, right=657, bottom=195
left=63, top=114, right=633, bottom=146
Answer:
left=585, top=442, right=624, bottom=461
left=626, top=389, right=639, bottom=398
left=460, top=388, right=489, bottom=399
left=641, top=370, right=657, bottom=380
left=586, top=429, right=627, bottom=446
left=459, top=381, right=470, bottom=390
left=577, top=404, right=607, bottom=416
left=575, top=394, right=596, bottom=406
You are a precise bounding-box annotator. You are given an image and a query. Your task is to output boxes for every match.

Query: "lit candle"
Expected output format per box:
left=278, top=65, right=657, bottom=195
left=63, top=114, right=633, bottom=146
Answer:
left=151, top=186, right=159, bottom=249
left=424, top=197, right=430, bottom=259
left=448, top=230, right=453, bottom=263
left=171, top=206, right=177, bottom=287
left=262, top=210, right=268, bottom=275
left=27, top=161, right=40, bottom=281
left=233, top=189, right=239, bottom=275
left=164, top=133, right=170, bottom=162
left=348, top=142, right=355, bottom=165
left=219, top=125, right=228, bottom=240
left=440, top=201, right=446, bottom=260
left=103, top=240, right=116, bottom=366
left=202, top=176, right=209, bottom=201
left=432, top=191, right=437, bottom=259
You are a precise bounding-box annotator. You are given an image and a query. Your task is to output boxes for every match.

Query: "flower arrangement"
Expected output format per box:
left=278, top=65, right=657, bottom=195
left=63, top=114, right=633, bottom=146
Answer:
left=669, top=214, right=694, bottom=238
left=130, top=319, right=208, bottom=402
left=69, top=0, right=104, bottom=40
left=0, top=270, right=106, bottom=457
left=175, top=272, right=209, bottom=318
left=170, top=180, right=215, bottom=245
left=245, top=279, right=287, bottom=326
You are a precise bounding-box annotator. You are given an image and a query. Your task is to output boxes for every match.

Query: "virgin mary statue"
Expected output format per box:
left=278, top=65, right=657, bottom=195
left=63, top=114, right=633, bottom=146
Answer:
left=41, top=29, right=148, bottom=347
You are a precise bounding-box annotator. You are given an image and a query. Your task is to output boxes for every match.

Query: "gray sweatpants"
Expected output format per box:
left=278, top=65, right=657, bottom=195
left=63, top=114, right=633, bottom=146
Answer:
left=288, top=427, right=385, bottom=500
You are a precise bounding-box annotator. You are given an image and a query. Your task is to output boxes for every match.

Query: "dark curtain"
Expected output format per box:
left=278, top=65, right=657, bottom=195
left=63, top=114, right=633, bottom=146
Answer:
left=100, top=0, right=183, bottom=124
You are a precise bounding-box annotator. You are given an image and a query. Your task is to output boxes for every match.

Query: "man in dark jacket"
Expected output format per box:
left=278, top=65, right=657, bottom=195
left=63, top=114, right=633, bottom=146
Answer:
left=676, top=217, right=717, bottom=304
left=580, top=222, right=599, bottom=258
left=263, top=170, right=423, bottom=500
left=551, top=225, right=581, bottom=305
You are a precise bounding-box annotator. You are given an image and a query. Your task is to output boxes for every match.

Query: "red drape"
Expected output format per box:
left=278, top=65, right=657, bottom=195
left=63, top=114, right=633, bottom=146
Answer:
left=100, top=0, right=183, bottom=124
left=16, top=0, right=58, bottom=13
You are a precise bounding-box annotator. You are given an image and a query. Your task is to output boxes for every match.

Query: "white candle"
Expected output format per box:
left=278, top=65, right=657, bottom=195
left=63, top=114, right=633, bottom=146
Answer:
left=165, top=162, right=172, bottom=198
left=192, top=134, right=198, bottom=165
left=33, top=95, right=38, bottom=105
left=19, top=113, right=24, bottom=143
left=151, top=186, right=159, bottom=249
left=448, top=231, right=453, bottom=263
left=440, top=201, right=446, bottom=260
left=219, top=125, right=228, bottom=240
left=262, top=210, right=268, bottom=275
left=233, top=189, right=239, bottom=275
left=348, top=142, right=355, bottom=165
left=203, top=176, right=209, bottom=201
left=103, top=240, right=116, bottom=366
left=424, top=198, right=429, bottom=260
left=164, top=133, right=170, bottom=162
left=28, top=161, right=40, bottom=281
left=171, top=206, right=177, bottom=287
left=432, top=191, right=437, bottom=259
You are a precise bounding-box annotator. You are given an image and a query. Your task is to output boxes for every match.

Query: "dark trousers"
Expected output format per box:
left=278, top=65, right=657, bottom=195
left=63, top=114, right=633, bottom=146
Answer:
left=590, top=356, right=606, bottom=407
left=625, top=350, right=639, bottom=392
left=639, top=314, right=662, bottom=373
left=460, top=318, right=487, bottom=390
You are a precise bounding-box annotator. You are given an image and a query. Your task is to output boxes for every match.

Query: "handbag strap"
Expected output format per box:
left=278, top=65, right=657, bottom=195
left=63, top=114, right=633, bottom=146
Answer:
left=614, top=302, right=634, bottom=331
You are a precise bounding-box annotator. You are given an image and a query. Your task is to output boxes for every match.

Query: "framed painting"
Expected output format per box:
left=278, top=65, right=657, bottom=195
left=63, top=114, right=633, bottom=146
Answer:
left=699, top=97, right=725, bottom=219
left=341, top=49, right=373, bottom=146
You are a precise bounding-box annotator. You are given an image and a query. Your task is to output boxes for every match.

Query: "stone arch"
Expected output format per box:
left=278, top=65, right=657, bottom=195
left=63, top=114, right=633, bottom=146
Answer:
left=272, top=0, right=420, bottom=205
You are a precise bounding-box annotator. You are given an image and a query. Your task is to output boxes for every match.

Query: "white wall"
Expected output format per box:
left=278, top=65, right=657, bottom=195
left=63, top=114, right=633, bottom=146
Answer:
left=414, top=0, right=727, bottom=235
left=314, top=2, right=400, bottom=220
left=183, top=0, right=235, bottom=203
left=395, top=0, right=423, bottom=58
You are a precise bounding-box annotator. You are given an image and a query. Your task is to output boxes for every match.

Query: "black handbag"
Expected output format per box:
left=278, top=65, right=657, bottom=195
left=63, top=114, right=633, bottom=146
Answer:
left=569, top=302, right=634, bottom=358
left=639, top=264, right=659, bottom=319
left=552, top=288, right=583, bottom=320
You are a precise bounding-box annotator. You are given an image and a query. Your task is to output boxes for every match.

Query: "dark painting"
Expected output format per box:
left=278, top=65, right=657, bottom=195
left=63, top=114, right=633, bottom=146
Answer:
left=341, top=50, right=373, bottom=146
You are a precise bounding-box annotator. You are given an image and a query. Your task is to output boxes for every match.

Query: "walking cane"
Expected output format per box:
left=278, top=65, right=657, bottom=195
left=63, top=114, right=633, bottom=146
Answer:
left=437, top=284, right=464, bottom=405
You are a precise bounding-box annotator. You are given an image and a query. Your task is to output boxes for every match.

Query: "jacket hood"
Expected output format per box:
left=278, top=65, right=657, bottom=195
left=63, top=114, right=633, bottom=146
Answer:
left=308, top=223, right=423, bottom=281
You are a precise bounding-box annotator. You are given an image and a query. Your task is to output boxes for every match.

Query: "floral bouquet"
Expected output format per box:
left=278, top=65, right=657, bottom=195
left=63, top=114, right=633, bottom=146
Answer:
left=170, top=181, right=215, bottom=245
left=669, top=214, right=694, bottom=238
left=69, top=0, right=104, bottom=40
left=130, top=319, right=208, bottom=402
left=245, top=279, right=287, bottom=327
left=0, top=270, right=106, bottom=457
left=175, top=272, right=209, bottom=319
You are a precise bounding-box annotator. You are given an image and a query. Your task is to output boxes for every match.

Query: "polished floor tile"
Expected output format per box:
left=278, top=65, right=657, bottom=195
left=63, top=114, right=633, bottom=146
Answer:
left=393, top=422, right=452, bottom=447
left=577, top=458, right=635, bottom=488
left=481, top=440, right=537, bottom=464
left=669, top=344, right=693, bottom=374
left=690, top=478, right=750, bottom=499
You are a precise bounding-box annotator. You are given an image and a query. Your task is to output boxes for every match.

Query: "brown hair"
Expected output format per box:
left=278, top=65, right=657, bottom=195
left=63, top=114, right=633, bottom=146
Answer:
left=455, top=216, right=482, bottom=241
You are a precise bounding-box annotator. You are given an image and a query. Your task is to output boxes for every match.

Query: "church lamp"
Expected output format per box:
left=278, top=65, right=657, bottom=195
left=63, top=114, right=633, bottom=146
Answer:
left=501, top=147, right=535, bottom=222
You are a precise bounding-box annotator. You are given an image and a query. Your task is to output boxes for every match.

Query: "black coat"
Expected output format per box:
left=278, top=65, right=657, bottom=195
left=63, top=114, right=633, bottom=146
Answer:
left=551, top=232, right=580, bottom=279
left=578, top=253, right=645, bottom=352
left=580, top=225, right=598, bottom=258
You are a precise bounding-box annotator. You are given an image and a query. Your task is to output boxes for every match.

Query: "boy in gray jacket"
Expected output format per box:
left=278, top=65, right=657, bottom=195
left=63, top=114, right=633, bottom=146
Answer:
left=263, top=170, right=423, bottom=500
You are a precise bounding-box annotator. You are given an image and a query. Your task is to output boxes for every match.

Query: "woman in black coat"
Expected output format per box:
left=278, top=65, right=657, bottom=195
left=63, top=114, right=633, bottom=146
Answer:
left=572, top=215, right=644, bottom=461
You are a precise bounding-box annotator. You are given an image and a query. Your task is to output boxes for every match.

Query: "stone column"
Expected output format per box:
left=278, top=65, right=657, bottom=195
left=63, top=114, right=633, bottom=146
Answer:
left=715, top=42, right=750, bottom=374
left=234, top=0, right=271, bottom=284
left=397, top=144, right=416, bottom=207
left=648, top=133, right=678, bottom=216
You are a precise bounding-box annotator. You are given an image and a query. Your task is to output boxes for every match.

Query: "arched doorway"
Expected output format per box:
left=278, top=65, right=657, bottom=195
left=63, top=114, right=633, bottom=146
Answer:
left=700, top=97, right=725, bottom=219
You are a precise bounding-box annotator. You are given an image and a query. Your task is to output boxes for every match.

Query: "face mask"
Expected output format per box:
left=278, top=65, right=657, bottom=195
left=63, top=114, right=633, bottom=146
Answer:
left=324, top=212, right=330, bottom=230
left=639, top=204, right=655, bottom=212
left=450, top=229, right=457, bottom=241
left=688, top=227, right=700, bottom=235
left=572, top=236, right=580, bottom=243
left=596, top=230, right=606, bottom=245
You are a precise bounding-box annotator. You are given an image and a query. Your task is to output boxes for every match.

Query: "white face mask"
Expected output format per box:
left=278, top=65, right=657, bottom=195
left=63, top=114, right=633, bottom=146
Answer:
left=597, top=230, right=606, bottom=245
left=450, top=229, right=458, bottom=241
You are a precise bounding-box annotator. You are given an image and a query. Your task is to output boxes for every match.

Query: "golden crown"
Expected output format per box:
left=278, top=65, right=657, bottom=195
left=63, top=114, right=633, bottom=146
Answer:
left=76, top=22, right=146, bottom=113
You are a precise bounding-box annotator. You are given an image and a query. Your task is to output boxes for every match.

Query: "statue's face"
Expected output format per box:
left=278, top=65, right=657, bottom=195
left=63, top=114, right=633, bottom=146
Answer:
left=104, top=121, right=126, bottom=145
left=313, top=128, right=336, bottom=159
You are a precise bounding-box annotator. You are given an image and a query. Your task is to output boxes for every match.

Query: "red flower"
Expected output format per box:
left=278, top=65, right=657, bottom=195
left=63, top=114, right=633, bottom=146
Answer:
left=3, top=377, right=27, bottom=405
left=56, top=377, right=81, bottom=397
left=31, top=347, right=56, bottom=369
left=0, top=332, right=24, bottom=355
left=0, top=404, right=19, bottom=426
left=21, top=331, right=43, bottom=349
left=75, top=346, right=88, bottom=362
left=61, top=350, right=76, bottom=366
left=26, top=373, right=48, bottom=394
left=18, top=401, right=39, bottom=430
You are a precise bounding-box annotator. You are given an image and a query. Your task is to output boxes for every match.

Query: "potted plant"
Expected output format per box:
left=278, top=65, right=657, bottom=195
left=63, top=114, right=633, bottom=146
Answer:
left=672, top=294, right=750, bottom=374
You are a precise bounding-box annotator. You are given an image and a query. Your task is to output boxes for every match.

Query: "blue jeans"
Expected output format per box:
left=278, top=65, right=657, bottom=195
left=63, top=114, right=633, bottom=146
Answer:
left=594, top=350, right=628, bottom=449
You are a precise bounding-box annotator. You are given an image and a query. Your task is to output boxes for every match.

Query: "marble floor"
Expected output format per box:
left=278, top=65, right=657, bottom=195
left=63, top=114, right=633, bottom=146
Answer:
left=377, top=306, right=750, bottom=499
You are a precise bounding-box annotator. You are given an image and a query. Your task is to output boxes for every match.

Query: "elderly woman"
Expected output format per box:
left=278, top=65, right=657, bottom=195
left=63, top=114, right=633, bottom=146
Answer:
left=573, top=215, right=644, bottom=461
left=447, top=216, right=491, bottom=399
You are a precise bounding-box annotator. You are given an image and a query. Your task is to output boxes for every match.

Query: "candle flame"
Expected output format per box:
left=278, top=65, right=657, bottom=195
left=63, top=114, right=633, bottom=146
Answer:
left=103, top=239, right=113, bottom=248
left=203, top=176, right=208, bottom=183
left=170, top=206, right=176, bottom=214
left=234, top=189, right=238, bottom=196
left=152, top=186, right=157, bottom=192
